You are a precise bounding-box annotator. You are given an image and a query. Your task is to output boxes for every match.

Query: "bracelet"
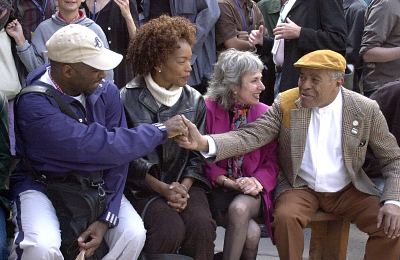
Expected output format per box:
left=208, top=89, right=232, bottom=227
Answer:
left=181, top=183, right=189, bottom=193
left=221, top=176, right=228, bottom=187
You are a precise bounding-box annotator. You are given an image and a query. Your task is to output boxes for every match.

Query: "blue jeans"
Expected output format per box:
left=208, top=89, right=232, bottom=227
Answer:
left=0, top=207, right=8, bottom=260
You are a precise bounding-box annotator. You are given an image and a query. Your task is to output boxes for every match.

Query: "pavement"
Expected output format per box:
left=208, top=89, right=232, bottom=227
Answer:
left=214, top=224, right=368, bottom=259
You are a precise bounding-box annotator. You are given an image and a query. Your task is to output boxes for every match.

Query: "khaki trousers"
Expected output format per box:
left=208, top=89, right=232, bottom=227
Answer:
left=273, top=184, right=400, bottom=260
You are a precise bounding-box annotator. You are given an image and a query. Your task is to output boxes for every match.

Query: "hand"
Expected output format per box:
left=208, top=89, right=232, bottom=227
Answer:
left=5, top=19, right=26, bottom=46
left=161, top=182, right=189, bottom=212
left=217, top=175, right=240, bottom=191
left=273, top=18, right=301, bottom=40
left=249, top=25, right=265, bottom=46
left=236, top=177, right=262, bottom=196
left=237, top=31, right=249, bottom=41
left=377, top=204, right=400, bottom=239
left=77, top=221, right=109, bottom=257
left=175, top=115, right=209, bottom=152
left=164, top=115, right=188, bottom=138
left=113, top=0, right=132, bottom=19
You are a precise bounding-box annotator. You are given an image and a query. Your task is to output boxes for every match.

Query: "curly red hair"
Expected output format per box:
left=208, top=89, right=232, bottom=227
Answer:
left=127, top=15, right=196, bottom=76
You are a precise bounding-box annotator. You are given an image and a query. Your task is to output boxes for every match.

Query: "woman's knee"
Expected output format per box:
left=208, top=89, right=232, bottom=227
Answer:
left=228, top=200, right=251, bottom=221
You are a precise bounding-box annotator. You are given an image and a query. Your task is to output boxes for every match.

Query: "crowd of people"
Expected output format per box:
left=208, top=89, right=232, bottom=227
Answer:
left=0, top=0, right=399, bottom=259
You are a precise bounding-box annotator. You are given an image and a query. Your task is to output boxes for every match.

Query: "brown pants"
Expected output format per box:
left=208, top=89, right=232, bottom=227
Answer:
left=142, top=186, right=216, bottom=260
left=273, top=185, right=400, bottom=260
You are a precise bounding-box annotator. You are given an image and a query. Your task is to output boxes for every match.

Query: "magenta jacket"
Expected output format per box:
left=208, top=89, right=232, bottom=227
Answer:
left=204, top=99, right=279, bottom=237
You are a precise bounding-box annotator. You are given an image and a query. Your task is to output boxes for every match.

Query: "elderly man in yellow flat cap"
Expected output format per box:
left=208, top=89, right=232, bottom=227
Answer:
left=177, top=49, right=400, bottom=260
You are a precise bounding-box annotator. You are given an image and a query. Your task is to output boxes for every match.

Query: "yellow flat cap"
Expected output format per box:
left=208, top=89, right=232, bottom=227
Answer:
left=294, top=50, right=346, bottom=73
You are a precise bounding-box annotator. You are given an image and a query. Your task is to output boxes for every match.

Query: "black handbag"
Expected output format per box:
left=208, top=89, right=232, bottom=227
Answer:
left=46, top=172, right=108, bottom=260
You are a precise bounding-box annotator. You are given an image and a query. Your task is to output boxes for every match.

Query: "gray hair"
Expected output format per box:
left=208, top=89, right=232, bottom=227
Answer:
left=205, top=49, right=264, bottom=110
left=331, top=71, right=345, bottom=80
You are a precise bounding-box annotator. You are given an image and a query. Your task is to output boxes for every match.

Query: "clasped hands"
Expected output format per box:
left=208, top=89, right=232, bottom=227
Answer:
left=236, top=177, right=263, bottom=196
left=161, top=181, right=190, bottom=213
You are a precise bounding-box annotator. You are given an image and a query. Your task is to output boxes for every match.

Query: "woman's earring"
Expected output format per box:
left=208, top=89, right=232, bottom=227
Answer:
left=158, top=69, right=162, bottom=73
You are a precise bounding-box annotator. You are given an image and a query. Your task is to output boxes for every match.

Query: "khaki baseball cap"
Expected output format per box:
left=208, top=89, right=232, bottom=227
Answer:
left=46, top=24, right=122, bottom=70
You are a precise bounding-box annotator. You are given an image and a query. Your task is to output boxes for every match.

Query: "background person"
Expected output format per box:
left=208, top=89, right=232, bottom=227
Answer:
left=5, top=0, right=113, bottom=80
left=0, top=92, right=11, bottom=260
left=82, top=0, right=139, bottom=88
left=360, top=0, right=400, bottom=96
left=249, top=0, right=346, bottom=96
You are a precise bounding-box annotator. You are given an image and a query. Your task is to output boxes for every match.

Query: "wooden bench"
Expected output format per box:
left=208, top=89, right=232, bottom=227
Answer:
left=308, top=211, right=350, bottom=260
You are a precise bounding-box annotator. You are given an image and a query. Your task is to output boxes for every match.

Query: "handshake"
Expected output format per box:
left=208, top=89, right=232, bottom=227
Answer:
left=163, top=115, right=209, bottom=152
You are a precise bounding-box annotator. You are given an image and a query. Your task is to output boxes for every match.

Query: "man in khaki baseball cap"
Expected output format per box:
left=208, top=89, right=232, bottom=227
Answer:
left=41, top=24, right=123, bottom=96
left=46, top=24, right=122, bottom=71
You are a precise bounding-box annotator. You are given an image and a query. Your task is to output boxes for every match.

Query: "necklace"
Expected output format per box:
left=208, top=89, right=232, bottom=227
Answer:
left=48, top=69, right=64, bottom=94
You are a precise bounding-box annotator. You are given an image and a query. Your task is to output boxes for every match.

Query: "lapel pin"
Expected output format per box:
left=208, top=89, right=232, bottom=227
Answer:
left=352, top=120, right=359, bottom=127
left=351, top=128, right=358, bottom=134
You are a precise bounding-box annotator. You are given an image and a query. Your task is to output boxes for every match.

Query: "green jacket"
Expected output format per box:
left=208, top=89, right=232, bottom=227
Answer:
left=0, top=92, right=10, bottom=211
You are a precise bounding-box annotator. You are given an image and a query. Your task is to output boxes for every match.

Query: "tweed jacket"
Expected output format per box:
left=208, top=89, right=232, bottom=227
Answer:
left=211, top=87, right=400, bottom=201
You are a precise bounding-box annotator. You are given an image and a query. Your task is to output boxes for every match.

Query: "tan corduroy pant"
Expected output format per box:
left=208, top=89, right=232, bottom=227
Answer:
left=273, top=184, right=400, bottom=260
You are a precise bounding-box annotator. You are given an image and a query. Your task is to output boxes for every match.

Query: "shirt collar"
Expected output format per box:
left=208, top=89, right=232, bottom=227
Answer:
left=57, top=10, right=85, bottom=23
left=313, top=87, right=343, bottom=114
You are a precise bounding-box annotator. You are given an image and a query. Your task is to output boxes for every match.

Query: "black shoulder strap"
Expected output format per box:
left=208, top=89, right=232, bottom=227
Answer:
left=17, top=85, right=86, bottom=123
left=15, top=84, right=96, bottom=183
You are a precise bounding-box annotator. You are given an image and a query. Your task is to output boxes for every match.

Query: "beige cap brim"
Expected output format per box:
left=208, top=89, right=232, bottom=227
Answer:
left=81, top=47, right=123, bottom=71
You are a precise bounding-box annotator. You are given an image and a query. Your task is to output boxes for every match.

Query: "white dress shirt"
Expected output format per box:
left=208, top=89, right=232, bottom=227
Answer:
left=298, top=89, right=350, bottom=192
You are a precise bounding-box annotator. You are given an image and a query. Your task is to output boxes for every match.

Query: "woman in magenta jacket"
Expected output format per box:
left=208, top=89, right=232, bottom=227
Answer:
left=204, top=49, right=279, bottom=260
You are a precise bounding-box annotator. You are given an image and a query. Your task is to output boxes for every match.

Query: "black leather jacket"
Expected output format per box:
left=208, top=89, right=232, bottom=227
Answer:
left=120, top=76, right=210, bottom=212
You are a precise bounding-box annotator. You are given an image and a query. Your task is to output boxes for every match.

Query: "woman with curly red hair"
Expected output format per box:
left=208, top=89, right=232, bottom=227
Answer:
left=121, top=15, right=216, bottom=260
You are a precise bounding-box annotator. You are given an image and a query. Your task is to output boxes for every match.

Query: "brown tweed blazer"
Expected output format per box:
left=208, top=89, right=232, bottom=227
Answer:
left=212, top=87, right=400, bottom=201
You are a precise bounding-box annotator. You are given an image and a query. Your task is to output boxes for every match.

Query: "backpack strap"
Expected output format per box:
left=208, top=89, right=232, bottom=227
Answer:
left=17, top=84, right=86, bottom=123
left=15, top=84, right=92, bottom=184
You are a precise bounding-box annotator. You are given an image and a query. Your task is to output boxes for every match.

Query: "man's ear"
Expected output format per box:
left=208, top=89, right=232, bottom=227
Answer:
left=62, top=64, right=74, bottom=79
left=337, top=77, right=344, bottom=87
